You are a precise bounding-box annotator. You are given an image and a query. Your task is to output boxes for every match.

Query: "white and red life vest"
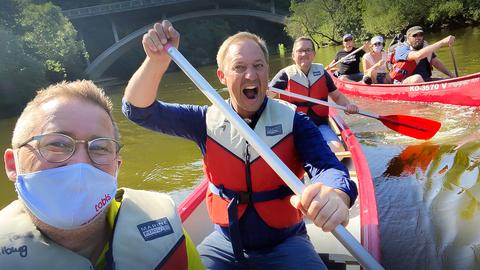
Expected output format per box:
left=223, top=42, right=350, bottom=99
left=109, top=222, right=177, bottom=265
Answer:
left=203, top=98, right=305, bottom=229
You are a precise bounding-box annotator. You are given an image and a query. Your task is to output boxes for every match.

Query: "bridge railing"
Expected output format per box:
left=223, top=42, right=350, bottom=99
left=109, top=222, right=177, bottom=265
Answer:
left=63, top=0, right=192, bottom=19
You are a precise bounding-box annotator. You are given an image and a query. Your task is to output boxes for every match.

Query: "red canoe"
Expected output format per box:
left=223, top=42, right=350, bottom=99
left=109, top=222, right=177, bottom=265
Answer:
left=178, top=110, right=381, bottom=268
left=332, top=72, right=480, bottom=106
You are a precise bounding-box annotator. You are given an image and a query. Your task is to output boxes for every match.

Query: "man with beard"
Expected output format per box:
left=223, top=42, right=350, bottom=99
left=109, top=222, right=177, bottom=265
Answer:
left=389, top=26, right=455, bottom=84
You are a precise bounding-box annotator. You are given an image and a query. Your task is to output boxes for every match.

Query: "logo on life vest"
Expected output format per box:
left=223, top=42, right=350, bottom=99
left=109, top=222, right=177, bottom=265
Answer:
left=137, top=217, right=174, bottom=241
left=95, top=194, right=112, bottom=212
left=313, top=70, right=322, bottom=76
left=0, top=245, right=28, bottom=258
left=265, top=124, right=283, bottom=136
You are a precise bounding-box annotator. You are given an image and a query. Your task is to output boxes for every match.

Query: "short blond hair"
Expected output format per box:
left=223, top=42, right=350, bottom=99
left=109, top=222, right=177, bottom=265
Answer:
left=216, top=32, right=269, bottom=71
left=11, top=80, right=119, bottom=148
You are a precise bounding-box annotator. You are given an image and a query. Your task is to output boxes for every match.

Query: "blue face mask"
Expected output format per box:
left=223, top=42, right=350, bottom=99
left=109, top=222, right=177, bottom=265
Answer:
left=15, top=163, right=117, bottom=230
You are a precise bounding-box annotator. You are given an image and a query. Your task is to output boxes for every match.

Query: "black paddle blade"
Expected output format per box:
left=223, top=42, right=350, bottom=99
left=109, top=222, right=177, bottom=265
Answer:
left=379, top=115, right=442, bottom=140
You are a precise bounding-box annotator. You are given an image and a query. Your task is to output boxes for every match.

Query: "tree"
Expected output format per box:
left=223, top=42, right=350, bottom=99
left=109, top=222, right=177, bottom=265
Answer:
left=286, top=0, right=364, bottom=46
left=0, top=29, right=47, bottom=118
left=428, top=0, right=467, bottom=27
left=362, top=0, right=408, bottom=36
left=16, top=2, right=88, bottom=81
left=0, top=0, right=28, bottom=31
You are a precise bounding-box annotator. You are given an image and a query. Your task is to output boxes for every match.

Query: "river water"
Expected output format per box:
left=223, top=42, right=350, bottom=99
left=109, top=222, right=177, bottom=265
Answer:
left=1, top=26, right=479, bottom=269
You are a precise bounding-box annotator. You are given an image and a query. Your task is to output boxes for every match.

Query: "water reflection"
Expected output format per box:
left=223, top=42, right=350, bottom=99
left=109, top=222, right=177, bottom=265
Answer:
left=383, top=143, right=440, bottom=177
left=373, top=137, right=480, bottom=269
left=421, top=142, right=480, bottom=269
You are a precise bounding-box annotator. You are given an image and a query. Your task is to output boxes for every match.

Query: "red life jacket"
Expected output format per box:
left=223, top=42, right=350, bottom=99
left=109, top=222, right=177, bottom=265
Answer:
left=389, top=43, right=432, bottom=81
left=278, top=64, right=329, bottom=124
left=204, top=99, right=305, bottom=229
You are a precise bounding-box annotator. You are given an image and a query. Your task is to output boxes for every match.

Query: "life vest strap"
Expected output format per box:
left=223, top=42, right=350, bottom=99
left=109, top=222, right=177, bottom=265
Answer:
left=227, top=194, right=246, bottom=262
left=209, top=182, right=293, bottom=204
left=292, top=101, right=316, bottom=108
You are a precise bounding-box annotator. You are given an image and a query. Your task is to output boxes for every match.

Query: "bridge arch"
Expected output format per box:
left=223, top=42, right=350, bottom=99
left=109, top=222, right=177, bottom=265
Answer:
left=86, top=9, right=286, bottom=79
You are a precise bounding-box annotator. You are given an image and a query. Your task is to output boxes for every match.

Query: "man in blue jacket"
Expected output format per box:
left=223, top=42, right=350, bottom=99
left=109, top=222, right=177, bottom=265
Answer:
left=123, top=20, right=358, bottom=270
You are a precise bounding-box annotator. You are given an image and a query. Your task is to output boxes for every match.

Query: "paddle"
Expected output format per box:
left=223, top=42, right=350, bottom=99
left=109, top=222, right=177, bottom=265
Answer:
left=269, top=87, right=441, bottom=140
left=163, top=44, right=384, bottom=270
left=327, top=45, right=365, bottom=69
left=450, top=46, right=459, bottom=77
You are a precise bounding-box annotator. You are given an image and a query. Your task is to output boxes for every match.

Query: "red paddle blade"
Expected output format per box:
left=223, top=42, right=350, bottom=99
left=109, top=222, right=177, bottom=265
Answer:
left=378, top=115, right=441, bottom=140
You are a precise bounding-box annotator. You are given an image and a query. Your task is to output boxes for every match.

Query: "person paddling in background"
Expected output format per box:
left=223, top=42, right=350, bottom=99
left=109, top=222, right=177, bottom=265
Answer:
left=327, top=33, right=368, bottom=82
left=389, top=26, right=455, bottom=84
left=362, top=35, right=392, bottom=84
left=270, top=36, right=359, bottom=152
left=0, top=80, right=203, bottom=269
left=123, top=20, right=358, bottom=269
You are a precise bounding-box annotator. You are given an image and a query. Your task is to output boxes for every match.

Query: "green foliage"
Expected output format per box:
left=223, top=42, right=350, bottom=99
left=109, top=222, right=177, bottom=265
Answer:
left=45, top=59, right=66, bottom=82
left=287, top=0, right=478, bottom=44
left=0, top=0, right=90, bottom=117
left=286, top=0, right=364, bottom=46
left=362, top=0, right=409, bottom=35
left=0, top=0, right=28, bottom=30
left=0, top=28, right=47, bottom=118
left=428, top=0, right=464, bottom=26
left=176, top=18, right=232, bottom=67
left=16, top=2, right=88, bottom=80
left=464, top=0, right=480, bottom=22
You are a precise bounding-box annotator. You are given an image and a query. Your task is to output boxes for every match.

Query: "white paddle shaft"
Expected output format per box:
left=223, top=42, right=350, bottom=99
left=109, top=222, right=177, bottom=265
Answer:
left=269, top=86, right=379, bottom=119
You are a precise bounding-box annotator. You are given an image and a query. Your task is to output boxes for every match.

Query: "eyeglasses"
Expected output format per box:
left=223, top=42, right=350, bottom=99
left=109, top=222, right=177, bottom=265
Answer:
left=296, top=48, right=314, bottom=54
left=343, top=38, right=353, bottom=42
left=412, top=33, right=423, bottom=38
left=18, top=132, right=122, bottom=165
left=373, top=42, right=383, bottom=46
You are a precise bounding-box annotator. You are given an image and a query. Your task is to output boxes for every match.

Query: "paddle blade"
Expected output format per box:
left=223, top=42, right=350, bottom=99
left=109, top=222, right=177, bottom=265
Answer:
left=379, top=115, right=441, bottom=140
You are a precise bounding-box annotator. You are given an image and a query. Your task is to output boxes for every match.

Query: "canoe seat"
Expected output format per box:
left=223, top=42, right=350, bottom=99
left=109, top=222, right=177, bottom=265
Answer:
left=335, top=151, right=351, bottom=159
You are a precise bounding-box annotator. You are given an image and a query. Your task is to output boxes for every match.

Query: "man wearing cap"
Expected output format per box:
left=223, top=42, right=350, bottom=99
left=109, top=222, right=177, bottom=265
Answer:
left=327, top=33, right=368, bottom=82
left=389, top=26, right=455, bottom=84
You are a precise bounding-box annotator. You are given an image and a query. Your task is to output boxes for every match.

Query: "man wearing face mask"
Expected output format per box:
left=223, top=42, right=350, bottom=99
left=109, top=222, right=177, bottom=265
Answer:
left=389, top=26, right=455, bottom=84
left=0, top=80, right=203, bottom=269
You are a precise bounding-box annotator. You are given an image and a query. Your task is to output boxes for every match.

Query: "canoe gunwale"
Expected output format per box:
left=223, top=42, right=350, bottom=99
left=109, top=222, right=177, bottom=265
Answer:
left=330, top=109, right=381, bottom=262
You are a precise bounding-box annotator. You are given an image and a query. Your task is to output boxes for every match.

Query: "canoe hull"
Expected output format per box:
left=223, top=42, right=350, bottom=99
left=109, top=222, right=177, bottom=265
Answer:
left=333, top=72, right=480, bottom=106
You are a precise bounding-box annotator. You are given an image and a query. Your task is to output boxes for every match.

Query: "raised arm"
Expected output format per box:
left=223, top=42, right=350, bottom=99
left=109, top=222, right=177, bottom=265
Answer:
left=407, top=35, right=455, bottom=61
left=123, top=20, right=180, bottom=108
